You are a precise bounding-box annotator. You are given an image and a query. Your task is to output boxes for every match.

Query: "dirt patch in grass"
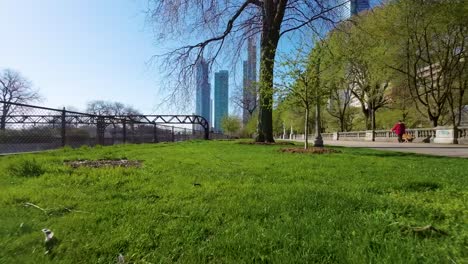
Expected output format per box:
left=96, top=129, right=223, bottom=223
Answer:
left=64, top=159, right=142, bottom=168
left=238, top=141, right=295, bottom=146
left=403, top=181, right=441, bottom=192
left=280, top=147, right=341, bottom=154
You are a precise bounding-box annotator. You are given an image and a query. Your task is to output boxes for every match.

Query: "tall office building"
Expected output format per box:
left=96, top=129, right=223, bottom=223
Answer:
left=195, top=57, right=211, bottom=126
left=349, top=0, right=370, bottom=17
left=344, top=0, right=370, bottom=19
left=214, top=70, right=229, bottom=132
left=242, top=37, right=257, bottom=125
left=338, top=0, right=370, bottom=19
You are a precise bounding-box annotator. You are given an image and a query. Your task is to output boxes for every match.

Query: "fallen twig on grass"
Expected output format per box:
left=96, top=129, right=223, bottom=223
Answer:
left=63, top=207, right=89, bottom=214
left=24, top=202, right=89, bottom=215
left=24, top=202, right=48, bottom=215
left=213, top=155, right=241, bottom=167
left=401, top=224, right=448, bottom=236
left=410, top=225, right=448, bottom=235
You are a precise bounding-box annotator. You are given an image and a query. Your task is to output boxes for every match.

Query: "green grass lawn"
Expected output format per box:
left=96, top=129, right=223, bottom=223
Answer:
left=0, top=141, right=467, bottom=263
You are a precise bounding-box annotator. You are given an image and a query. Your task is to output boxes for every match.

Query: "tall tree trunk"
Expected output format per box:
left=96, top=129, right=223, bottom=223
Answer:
left=0, top=115, right=5, bottom=131
left=313, top=57, right=323, bottom=148
left=256, top=24, right=281, bottom=143
left=304, top=107, right=309, bottom=149
left=371, top=108, right=376, bottom=142
left=429, top=111, right=439, bottom=127
left=359, top=104, right=371, bottom=130
left=339, top=112, right=345, bottom=132
left=314, top=95, right=323, bottom=147
left=0, top=105, right=7, bottom=131
left=365, top=109, right=371, bottom=130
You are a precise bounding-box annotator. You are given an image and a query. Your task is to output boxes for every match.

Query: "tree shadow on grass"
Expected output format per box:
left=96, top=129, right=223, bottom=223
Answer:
left=327, top=145, right=455, bottom=159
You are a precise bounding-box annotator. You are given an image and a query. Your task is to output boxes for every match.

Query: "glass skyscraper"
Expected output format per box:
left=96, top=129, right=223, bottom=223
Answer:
left=350, top=0, right=370, bottom=16
left=214, top=70, right=229, bottom=132
left=338, top=0, right=370, bottom=19
left=195, top=57, right=211, bottom=126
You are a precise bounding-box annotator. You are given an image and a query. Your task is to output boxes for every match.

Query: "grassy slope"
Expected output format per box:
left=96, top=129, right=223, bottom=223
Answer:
left=0, top=141, right=466, bottom=263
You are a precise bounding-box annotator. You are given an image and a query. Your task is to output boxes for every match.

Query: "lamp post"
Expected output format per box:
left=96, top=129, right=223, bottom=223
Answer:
left=314, top=56, right=324, bottom=148
left=314, top=96, right=324, bottom=147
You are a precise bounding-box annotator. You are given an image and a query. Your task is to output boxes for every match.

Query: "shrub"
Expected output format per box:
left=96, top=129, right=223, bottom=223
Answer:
left=8, top=159, right=45, bottom=177
left=62, top=146, right=73, bottom=152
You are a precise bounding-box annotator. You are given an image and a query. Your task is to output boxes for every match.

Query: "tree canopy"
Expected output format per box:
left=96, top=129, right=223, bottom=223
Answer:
left=148, top=0, right=345, bottom=142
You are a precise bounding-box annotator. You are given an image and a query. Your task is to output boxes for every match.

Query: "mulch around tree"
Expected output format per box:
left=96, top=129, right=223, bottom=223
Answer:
left=64, top=159, right=142, bottom=168
left=238, top=141, right=295, bottom=146
left=280, top=147, right=341, bottom=154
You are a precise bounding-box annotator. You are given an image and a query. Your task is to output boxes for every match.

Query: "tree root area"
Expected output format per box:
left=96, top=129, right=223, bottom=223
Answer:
left=64, top=159, right=142, bottom=168
left=238, top=141, right=295, bottom=146
left=280, top=148, right=341, bottom=154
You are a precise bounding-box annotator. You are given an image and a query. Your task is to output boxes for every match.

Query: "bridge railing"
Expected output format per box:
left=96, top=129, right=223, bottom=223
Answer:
left=282, top=127, right=468, bottom=144
left=0, top=101, right=221, bottom=154
left=458, top=127, right=468, bottom=139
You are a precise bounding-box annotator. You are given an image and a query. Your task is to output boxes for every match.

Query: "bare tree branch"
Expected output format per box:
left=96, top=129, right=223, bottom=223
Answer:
left=1, top=69, right=41, bottom=130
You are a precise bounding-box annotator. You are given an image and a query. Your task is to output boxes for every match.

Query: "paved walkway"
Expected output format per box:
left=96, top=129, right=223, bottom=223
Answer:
left=290, top=140, right=468, bottom=158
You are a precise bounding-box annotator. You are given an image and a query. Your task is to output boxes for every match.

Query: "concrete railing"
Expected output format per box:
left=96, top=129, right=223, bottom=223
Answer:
left=282, top=126, right=468, bottom=144
left=458, top=127, right=468, bottom=139
left=337, top=131, right=367, bottom=141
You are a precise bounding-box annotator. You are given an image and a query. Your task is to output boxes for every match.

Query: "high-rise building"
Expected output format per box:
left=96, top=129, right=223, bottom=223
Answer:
left=214, top=70, right=229, bottom=132
left=195, top=57, right=211, bottom=126
left=242, top=37, right=257, bottom=125
left=350, top=0, right=370, bottom=16
left=338, top=0, right=370, bottom=19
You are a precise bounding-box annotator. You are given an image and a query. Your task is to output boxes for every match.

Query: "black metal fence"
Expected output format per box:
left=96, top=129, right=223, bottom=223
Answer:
left=0, top=101, right=227, bottom=154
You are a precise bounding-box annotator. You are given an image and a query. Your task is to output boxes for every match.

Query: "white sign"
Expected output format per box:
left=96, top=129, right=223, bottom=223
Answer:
left=434, top=127, right=456, bottom=144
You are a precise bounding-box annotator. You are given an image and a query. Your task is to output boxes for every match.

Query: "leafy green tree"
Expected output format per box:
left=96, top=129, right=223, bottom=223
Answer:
left=322, top=12, right=393, bottom=138
left=240, top=112, right=258, bottom=138
left=321, top=32, right=356, bottom=132
left=221, top=115, right=241, bottom=137
left=383, top=0, right=468, bottom=127
left=277, top=45, right=327, bottom=149
left=148, top=1, right=348, bottom=143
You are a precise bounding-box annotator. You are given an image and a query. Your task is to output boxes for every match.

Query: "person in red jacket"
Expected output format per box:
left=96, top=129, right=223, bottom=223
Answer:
left=391, top=120, right=406, bottom=143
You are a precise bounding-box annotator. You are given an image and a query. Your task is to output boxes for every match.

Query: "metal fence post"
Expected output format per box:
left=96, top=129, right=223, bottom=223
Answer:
left=61, top=107, right=66, bottom=147
left=122, top=119, right=127, bottom=143
left=171, top=126, right=175, bottom=142
left=96, top=117, right=106, bottom=145
left=130, top=121, right=134, bottom=143
left=204, top=126, right=209, bottom=140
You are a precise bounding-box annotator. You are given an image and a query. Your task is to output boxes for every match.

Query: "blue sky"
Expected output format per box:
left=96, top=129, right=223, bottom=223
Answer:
left=0, top=0, right=380, bottom=115
left=0, top=0, right=166, bottom=113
